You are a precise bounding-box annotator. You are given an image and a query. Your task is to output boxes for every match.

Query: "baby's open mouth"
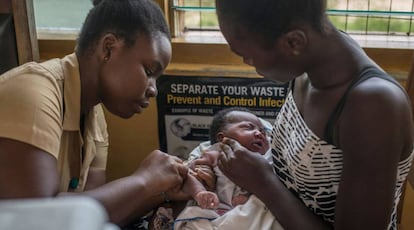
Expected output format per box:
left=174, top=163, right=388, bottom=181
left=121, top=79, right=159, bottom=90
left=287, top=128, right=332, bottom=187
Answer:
left=252, top=141, right=263, bottom=148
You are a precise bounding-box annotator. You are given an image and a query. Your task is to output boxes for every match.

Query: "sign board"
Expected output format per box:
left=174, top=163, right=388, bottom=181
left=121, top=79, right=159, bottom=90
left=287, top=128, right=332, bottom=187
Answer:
left=157, top=75, right=289, bottom=159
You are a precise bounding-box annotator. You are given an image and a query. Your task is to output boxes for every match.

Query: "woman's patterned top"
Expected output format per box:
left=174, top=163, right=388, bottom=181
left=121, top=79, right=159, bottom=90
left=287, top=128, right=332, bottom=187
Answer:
left=271, top=90, right=414, bottom=229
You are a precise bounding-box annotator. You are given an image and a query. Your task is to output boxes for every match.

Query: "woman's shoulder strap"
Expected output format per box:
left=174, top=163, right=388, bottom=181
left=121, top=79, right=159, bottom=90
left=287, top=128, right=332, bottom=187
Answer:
left=324, top=66, right=402, bottom=146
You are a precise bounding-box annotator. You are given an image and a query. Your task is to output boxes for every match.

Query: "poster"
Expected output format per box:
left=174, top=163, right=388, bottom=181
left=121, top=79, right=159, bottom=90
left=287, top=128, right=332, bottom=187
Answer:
left=157, top=75, right=289, bottom=159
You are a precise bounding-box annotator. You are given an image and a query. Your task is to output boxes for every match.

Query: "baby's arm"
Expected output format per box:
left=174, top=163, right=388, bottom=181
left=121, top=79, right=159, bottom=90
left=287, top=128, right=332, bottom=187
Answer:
left=182, top=169, right=219, bottom=209
left=189, top=149, right=221, bottom=168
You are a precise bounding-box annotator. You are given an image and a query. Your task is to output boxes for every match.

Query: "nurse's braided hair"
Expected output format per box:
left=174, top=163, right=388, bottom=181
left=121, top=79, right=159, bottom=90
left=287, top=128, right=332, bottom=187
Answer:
left=76, top=0, right=170, bottom=56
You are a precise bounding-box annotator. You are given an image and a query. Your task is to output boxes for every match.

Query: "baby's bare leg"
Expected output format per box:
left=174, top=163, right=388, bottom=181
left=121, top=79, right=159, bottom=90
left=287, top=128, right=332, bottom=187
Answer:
left=231, top=194, right=249, bottom=206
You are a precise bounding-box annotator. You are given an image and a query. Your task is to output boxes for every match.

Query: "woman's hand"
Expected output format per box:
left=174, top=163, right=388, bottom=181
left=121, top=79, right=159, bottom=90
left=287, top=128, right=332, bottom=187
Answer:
left=192, top=164, right=216, bottom=191
left=135, top=150, right=188, bottom=195
left=186, top=149, right=219, bottom=192
left=218, top=137, right=274, bottom=194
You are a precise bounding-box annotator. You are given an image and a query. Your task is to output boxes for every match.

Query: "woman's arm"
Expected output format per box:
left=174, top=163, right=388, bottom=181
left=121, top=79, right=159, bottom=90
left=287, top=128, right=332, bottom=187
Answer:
left=76, top=150, right=189, bottom=226
left=0, top=138, right=59, bottom=198
left=218, top=138, right=331, bottom=230
left=333, top=78, right=412, bottom=230
left=0, top=139, right=189, bottom=227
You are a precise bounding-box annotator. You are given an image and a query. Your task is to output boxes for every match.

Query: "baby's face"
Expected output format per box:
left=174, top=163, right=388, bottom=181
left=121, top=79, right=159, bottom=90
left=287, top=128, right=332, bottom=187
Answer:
left=221, top=111, right=270, bottom=154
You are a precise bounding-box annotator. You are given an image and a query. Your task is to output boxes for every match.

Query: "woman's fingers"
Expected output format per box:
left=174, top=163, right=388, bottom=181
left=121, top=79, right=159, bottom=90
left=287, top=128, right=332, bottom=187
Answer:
left=222, top=137, right=243, bottom=152
left=194, top=166, right=216, bottom=191
left=171, top=155, right=183, bottom=164
left=219, top=137, right=242, bottom=163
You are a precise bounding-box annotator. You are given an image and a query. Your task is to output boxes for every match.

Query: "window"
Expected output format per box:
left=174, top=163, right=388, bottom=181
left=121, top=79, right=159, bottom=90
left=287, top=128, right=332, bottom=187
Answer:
left=33, top=0, right=92, bottom=39
left=170, top=0, right=217, bottom=37
left=170, top=0, right=414, bottom=48
left=169, top=0, right=220, bottom=42
left=33, top=0, right=414, bottom=48
left=327, top=0, right=414, bottom=36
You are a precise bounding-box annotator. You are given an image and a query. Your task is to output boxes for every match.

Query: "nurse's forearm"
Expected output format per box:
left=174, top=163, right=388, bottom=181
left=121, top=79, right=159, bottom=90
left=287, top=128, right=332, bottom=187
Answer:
left=61, top=175, right=164, bottom=227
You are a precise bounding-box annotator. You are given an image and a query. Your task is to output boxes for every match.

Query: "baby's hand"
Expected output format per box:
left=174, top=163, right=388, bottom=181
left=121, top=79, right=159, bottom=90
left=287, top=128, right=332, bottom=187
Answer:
left=195, top=191, right=219, bottom=209
left=193, top=165, right=216, bottom=191
left=191, top=150, right=221, bottom=168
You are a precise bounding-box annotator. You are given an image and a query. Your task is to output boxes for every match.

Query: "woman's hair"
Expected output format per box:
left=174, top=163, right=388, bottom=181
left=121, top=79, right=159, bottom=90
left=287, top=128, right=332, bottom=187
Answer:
left=209, top=107, right=253, bottom=144
left=215, top=0, right=326, bottom=47
left=76, top=0, right=170, bottom=56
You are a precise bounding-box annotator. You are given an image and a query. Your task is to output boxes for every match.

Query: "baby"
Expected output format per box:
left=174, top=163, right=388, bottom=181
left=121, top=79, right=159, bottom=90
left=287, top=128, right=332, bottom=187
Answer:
left=183, top=107, right=270, bottom=212
left=151, top=107, right=272, bottom=230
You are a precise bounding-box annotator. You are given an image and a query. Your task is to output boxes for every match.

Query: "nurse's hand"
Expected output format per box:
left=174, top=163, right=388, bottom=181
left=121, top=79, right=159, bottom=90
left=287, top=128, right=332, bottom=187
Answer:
left=135, top=150, right=188, bottom=195
left=192, top=164, right=216, bottom=191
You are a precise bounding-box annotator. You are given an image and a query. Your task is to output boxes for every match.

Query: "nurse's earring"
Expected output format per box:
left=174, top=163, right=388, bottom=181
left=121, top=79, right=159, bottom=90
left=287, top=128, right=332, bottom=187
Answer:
left=285, top=29, right=306, bottom=56
left=293, top=50, right=300, bottom=56
left=104, top=48, right=111, bottom=61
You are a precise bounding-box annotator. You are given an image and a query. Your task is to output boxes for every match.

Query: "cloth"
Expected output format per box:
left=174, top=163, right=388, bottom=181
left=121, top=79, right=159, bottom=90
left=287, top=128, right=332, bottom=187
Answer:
left=174, top=195, right=283, bottom=230
left=0, top=53, right=109, bottom=192
left=408, top=163, right=414, bottom=187
left=272, top=69, right=414, bottom=229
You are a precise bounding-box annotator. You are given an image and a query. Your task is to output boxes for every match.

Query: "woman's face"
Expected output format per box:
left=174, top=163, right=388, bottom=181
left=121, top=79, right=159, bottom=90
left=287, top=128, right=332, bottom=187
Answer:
left=219, top=111, right=269, bottom=155
left=218, top=19, right=300, bottom=83
left=99, top=34, right=171, bottom=118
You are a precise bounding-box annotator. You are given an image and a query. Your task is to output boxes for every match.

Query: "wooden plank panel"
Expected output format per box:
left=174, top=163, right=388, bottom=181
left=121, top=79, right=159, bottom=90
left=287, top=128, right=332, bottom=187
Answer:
left=11, top=0, right=39, bottom=64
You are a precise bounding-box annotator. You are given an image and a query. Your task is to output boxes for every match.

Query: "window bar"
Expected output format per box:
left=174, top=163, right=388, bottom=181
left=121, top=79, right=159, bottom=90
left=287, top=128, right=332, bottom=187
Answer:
left=387, top=0, right=393, bottom=35
left=199, top=0, right=201, bottom=30
left=345, top=0, right=350, bottom=32
left=410, top=0, right=414, bottom=35
left=171, top=6, right=215, bottom=11
left=328, top=10, right=414, bottom=17
left=366, top=0, right=371, bottom=36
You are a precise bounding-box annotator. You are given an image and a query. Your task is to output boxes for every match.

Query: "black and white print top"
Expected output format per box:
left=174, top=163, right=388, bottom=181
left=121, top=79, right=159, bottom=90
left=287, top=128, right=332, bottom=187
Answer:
left=271, top=89, right=414, bottom=230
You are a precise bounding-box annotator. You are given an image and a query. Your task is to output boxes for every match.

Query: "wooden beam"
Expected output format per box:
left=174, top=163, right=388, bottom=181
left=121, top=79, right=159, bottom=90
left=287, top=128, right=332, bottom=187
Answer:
left=11, top=0, right=39, bottom=64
